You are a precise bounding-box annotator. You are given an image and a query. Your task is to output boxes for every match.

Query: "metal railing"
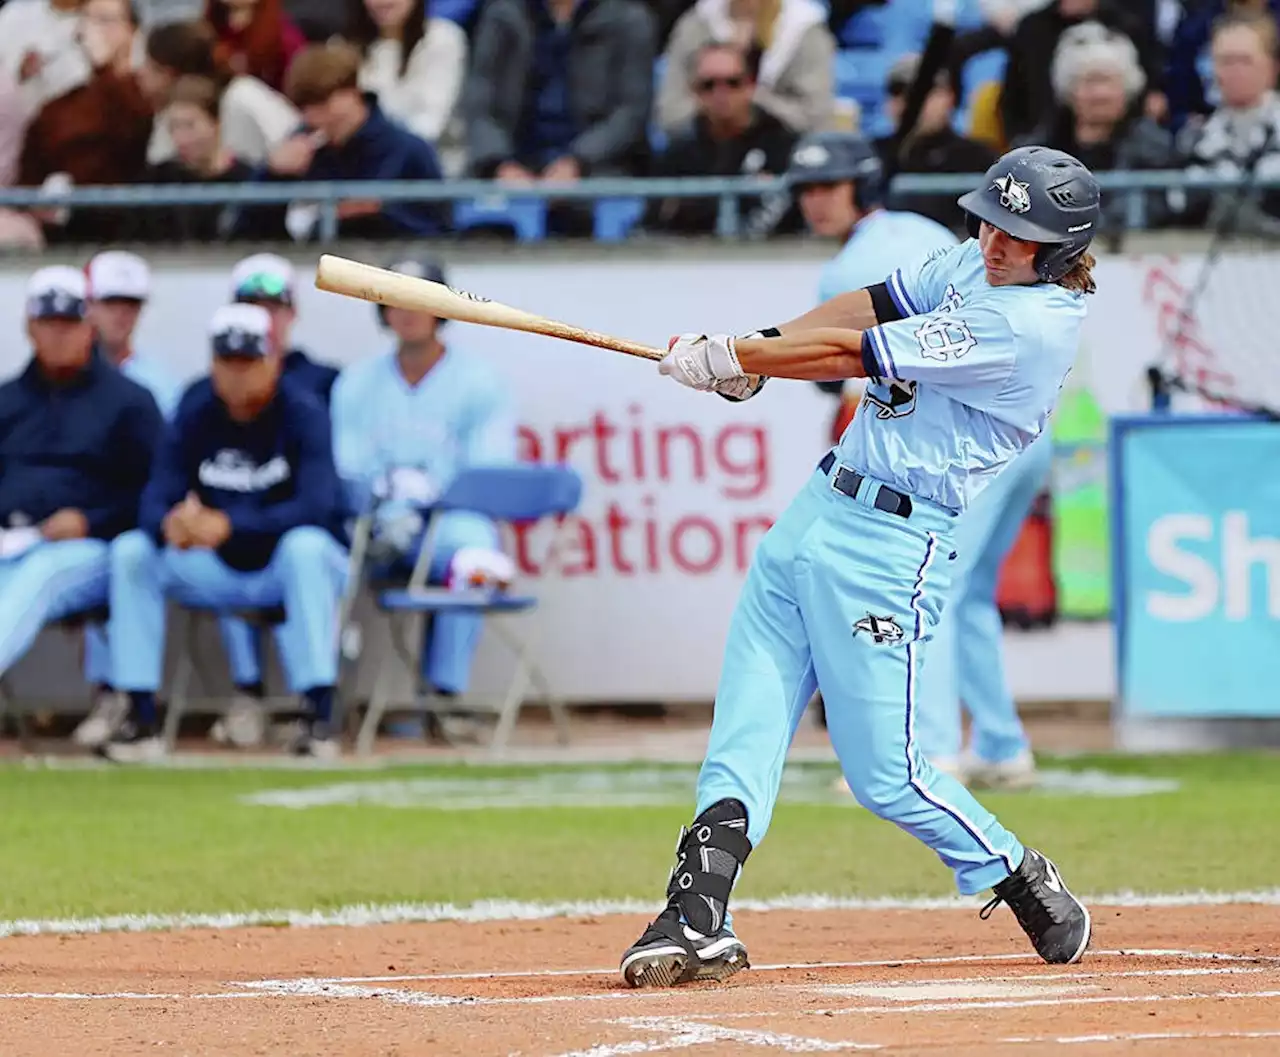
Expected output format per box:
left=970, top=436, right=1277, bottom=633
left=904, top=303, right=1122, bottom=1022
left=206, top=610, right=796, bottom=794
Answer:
left=0, top=168, right=1263, bottom=241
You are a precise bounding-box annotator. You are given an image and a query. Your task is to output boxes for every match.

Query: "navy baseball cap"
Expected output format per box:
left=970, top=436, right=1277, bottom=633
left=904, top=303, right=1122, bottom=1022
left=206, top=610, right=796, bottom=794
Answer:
left=26, top=265, right=87, bottom=321
left=209, top=303, right=272, bottom=359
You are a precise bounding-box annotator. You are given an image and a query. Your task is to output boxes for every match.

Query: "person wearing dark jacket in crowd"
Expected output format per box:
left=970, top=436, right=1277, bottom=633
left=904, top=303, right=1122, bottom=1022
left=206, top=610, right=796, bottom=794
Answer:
left=646, top=42, right=799, bottom=234
left=1016, top=20, right=1174, bottom=232
left=265, top=39, right=446, bottom=239
left=103, top=303, right=349, bottom=764
left=1000, top=0, right=1165, bottom=144
left=874, top=54, right=995, bottom=231
left=462, top=0, right=655, bottom=232
left=0, top=266, right=161, bottom=682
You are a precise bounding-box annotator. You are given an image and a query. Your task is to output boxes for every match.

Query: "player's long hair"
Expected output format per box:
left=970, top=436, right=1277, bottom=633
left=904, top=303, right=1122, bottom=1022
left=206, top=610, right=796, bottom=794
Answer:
left=1058, top=252, right=1097, bottom=295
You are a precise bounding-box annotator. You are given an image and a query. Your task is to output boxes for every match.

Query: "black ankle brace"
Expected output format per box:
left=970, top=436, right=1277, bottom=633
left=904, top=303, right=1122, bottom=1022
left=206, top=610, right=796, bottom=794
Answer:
left=666, top=799, right=752, bottom=934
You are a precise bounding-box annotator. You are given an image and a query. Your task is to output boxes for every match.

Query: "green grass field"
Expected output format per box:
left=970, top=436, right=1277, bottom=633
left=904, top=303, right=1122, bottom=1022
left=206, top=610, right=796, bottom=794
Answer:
left=2, top=753, right=1277, bottom=922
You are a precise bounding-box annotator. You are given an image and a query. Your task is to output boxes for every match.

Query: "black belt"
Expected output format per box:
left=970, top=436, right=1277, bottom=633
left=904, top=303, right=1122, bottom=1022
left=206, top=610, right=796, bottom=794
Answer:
left=818, top=450, right=913, bottom=519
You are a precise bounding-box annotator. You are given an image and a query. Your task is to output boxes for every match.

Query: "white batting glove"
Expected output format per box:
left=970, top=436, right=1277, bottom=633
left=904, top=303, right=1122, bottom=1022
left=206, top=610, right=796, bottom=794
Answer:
left=659, top=333, right=744, bottom=391
left=715, top=375, right=768, bottom=402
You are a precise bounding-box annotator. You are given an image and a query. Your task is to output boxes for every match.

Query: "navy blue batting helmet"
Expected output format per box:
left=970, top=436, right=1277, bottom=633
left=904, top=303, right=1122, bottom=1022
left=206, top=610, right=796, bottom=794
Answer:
left=957, top=146, right=1101, bottom=283
left=377, top=256, right=448, bottom=326
left=785, top=132, right=884, bottom=209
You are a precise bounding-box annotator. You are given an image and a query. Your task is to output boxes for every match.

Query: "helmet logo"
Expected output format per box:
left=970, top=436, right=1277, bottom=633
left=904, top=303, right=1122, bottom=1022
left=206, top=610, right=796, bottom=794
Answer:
left=792, top=144, right=830, bottom=168
left=992, top=173, right=1032, bottom=214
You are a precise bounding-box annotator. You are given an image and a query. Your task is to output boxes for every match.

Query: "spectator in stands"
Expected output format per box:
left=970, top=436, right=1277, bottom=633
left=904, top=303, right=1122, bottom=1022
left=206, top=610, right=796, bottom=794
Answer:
left=140, top=20, right=300, bottom=169
left=1000, top=0, right=1165, bottom=145
left=657, top=0, right=835, bottom=136
left=462, top=0, right=656, bottom=193
left=1165, top=0, right=1280, bottom=131
left=0, top=266, right=160, bottom=699
left=646, top=42, right=798, bottom=234
left=1178, top=9, right=1280, bottom=227
left=73, top=249, right=183, bottom=749
left=0, top=0, right=92, bottom=121
left=17, top=0, right=153, bottom=244
left=331, top=256, right=518, bottom=743
left=347, top=0, right=467, bottom=177
left=1017, top=21, right=1174, bottom=232
left=204, top=0, right=305, bottom=92
left=103, top=303, right=348, bottom=762
left=269, top=40, right=446, bottom=239
left=132, top=74, right=284, bottom=242
left=207, top=251, right=340, bottom=746
left=875, top=54, right=995, bottom=232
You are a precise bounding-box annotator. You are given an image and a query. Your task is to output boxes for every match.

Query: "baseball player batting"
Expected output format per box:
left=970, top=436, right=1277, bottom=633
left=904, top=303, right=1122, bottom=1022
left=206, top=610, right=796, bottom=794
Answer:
left=620, top=145, right=1101, bottom=988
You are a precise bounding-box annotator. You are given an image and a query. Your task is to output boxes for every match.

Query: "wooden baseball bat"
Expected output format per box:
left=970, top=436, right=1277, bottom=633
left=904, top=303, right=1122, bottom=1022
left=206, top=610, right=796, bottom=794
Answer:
left=314, top=254, right=666, bottom=362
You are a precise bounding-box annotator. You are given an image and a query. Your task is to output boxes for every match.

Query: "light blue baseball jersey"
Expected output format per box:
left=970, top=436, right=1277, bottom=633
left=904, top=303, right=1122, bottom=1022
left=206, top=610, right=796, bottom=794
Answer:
left=331, top=346, right=517, bottom=504
left=836, top=239, right=1086, bottom=514
left=120, top=354, right=182, bottom=420
left=818, top=209, right=959, bottom=302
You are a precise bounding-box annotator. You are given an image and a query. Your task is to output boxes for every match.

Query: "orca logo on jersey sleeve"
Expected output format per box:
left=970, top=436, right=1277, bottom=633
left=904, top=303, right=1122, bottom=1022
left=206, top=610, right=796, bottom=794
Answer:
left=863, top=379, right=918, bottom=419
left=914, top=315, right=977, bottom=362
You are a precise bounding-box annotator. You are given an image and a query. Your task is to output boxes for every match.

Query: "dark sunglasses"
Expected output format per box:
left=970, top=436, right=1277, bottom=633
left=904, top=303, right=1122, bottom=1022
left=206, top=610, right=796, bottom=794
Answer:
left=695, top=74, right=746, bottom=92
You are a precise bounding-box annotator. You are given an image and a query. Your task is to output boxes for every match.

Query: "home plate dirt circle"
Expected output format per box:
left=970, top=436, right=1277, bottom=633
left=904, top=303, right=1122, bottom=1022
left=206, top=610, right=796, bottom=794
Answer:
left=3, top=905, right=1280, bottom=1055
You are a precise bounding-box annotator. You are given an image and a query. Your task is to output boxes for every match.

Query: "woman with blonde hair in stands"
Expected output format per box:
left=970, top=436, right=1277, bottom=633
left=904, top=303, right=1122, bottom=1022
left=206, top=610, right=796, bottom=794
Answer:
left=345, top=0, right=467, bottom=176
left=657, top=0, right=835, bottom=136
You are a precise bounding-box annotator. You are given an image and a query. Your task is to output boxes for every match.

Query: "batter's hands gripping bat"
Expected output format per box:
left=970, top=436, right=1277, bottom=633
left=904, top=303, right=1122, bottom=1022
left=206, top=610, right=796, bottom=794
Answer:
left=314, top=254, right=666, bottom=362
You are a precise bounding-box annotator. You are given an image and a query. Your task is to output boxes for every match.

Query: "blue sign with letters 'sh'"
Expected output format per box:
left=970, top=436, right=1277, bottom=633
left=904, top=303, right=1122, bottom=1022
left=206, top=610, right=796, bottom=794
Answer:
left=1111, top=416, right=1280, bottom=718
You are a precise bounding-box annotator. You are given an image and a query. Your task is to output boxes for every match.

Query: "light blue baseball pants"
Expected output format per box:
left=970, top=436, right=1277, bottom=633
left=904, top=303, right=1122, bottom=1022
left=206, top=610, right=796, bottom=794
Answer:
left=108, top=527, right=348, bottom=693
left=0, top=540, right=109, bottom=677
left=696, top=461, right=1023, bottom=896
left=913, top=435, right=1054, bottom=765
left=381, top=510, right=500, bottom=695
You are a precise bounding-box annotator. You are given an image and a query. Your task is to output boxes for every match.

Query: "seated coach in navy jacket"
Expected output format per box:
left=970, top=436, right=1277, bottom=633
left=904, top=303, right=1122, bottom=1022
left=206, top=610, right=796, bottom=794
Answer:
left=0, top=265, right=161, bottom=681
left=104, top=304, right=349, bottom=763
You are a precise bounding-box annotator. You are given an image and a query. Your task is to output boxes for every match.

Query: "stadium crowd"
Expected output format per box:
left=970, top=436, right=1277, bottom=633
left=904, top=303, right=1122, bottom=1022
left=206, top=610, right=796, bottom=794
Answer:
left=0, top=0, right=1270, bottom=242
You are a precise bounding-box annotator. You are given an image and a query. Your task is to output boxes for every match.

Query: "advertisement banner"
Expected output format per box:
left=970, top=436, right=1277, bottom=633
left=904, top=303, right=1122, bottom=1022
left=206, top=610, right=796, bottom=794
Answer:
left=1113, top=417, right=1280, bottom=718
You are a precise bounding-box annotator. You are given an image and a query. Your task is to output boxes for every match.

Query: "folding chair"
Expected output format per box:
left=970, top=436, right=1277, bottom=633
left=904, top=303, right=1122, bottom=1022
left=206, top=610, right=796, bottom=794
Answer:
left=160, top=536, right=369, bottom=753
left=354, top=464, right=583, bottom=757
left=0, top=605, right=108, bottom=752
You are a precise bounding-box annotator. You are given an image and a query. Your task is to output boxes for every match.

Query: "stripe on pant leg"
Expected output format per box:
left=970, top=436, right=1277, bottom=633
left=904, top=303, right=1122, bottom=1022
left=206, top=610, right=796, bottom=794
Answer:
left=903, top=531, right=1016, bottom=873
left=1, top=558, right=107, bottom=677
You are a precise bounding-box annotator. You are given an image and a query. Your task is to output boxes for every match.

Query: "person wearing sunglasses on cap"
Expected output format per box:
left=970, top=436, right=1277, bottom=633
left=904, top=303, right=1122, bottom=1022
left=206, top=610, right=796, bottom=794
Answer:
left=206, top=251, right=341, bottom=746
left=103, top=303, right=349, bottom=762
left=0, top=266, right=162, bottom=725
left=330, top=256, right=518, bottom=743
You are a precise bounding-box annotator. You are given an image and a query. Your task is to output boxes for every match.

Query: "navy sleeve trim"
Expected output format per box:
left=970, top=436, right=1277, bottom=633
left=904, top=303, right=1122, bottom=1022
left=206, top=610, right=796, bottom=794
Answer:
left=868, top=283, right=905, bottom=324
left=860, top=331, right=884, bottom=381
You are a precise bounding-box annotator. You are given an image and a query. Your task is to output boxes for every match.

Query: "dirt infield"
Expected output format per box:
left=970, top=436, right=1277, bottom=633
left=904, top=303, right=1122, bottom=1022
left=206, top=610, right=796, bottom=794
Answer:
left=4, top=904, right=1280, bottom=1055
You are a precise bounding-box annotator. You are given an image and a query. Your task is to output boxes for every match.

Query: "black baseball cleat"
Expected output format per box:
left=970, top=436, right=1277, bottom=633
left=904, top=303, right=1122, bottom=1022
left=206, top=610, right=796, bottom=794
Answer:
left=620, top=906, right=749, bottom=988
left=981, top=847, right=1091, bottom=965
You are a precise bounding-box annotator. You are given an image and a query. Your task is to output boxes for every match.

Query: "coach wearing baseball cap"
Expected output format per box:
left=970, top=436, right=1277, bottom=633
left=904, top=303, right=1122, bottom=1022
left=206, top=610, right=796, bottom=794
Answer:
left=231, top=253, right=340, bottom=404
left=0, top=265, right=162, bottom=694
left=105, top=303, right=349, bottom=763
left=86, top=250, right=182, bottom=420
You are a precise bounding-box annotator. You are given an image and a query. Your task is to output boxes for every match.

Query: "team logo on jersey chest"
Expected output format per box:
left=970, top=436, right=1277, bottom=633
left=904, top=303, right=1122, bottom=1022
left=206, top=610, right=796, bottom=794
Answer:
left=853, top=614, right=905, bottom=644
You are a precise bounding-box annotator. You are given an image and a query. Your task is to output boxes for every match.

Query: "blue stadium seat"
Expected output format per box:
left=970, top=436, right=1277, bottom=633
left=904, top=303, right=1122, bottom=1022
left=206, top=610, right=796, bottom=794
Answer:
left=834, top=49, right=892, bottom=133
left=955, top=47, right=1008, bottom=129
left=594, top=197, right=646, bottom=241
left=453, top=196, right=548, bottom=241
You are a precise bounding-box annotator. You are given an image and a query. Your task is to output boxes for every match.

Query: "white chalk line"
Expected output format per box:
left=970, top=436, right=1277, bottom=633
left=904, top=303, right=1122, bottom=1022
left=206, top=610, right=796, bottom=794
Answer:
left=1000, top=1030, right=1280, bottom=1046
left=282, top=948, right=1280, bottom=985
left=551, top=1017, right=884, bottom=1056
left=4, top=890, right=1280, bottom=939
left=6, top=953, right=1275, bottom=1007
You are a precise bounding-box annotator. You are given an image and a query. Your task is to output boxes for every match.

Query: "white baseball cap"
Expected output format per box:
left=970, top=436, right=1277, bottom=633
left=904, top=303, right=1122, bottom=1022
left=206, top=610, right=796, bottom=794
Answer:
left=230, top=253, right=295, bottom=306
left=26, top=265, right=87, bottom=320
left=86, top=250, right=150, bottom=302
left=209, top=303, right=272, bottom=359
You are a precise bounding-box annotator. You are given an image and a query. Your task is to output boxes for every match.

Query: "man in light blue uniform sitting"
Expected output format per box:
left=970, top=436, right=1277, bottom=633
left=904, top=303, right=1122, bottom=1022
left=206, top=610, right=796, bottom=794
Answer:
left=330, top=257, right=517, bottom=742
left=74, top=250, right=184, bottom=749
left=622, top=147, right=1101, bottom=988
